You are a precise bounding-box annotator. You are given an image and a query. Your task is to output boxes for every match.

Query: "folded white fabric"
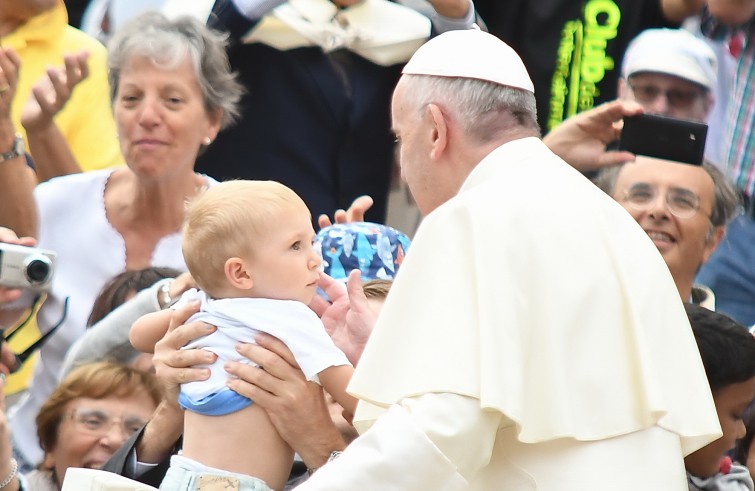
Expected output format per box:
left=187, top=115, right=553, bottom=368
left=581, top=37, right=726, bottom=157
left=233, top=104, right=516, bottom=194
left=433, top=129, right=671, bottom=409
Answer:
left=162, top=0, right=431, bottom=65
left=243, top=0, right=432, bottom=65
left=61, top=468, right=159, bottom=491
left=162, top=0, right=215, bottom=23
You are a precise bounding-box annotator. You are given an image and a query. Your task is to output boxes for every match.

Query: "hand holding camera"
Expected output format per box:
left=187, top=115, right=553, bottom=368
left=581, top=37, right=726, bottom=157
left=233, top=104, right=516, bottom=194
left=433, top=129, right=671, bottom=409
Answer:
left=0, top=241, right=55, bottom=293
left=0, top=228, right=56, bottom=373
left=0, top=227, right=47, bottom=302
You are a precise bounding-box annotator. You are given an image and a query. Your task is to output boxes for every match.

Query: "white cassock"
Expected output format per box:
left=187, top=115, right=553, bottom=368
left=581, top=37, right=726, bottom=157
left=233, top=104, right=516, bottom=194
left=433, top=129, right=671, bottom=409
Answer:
left=298, top=137, right=721, bottom=490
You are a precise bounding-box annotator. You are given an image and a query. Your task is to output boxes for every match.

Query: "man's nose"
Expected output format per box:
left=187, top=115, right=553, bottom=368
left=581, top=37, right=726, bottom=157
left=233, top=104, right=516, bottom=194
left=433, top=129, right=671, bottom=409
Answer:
left=645, top=93, right=670, bottom=116
left=100, top=422, right=129, bottom=448
left=647, top=192, right=671, bottom=219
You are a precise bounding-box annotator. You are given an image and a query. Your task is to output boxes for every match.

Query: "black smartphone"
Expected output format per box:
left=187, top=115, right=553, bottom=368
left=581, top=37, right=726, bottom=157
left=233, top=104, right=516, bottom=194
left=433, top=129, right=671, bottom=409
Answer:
left=619, top=114, right=708, bottom=166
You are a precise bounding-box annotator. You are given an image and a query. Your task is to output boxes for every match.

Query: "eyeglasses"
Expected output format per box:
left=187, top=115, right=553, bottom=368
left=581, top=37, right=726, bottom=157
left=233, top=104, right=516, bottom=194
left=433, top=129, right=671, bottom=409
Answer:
left=622, top=183, right=708, bottom=219
left=627, top=82, right=704, bottom=109
left=68, top=408, right=147, bottom=438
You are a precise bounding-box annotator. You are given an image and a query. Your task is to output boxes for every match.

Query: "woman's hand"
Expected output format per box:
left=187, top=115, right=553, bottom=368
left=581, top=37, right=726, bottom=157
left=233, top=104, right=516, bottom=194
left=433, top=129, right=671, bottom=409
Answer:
left=21, top=51, right=90, bottom=133
left=151, top=301, right=216, bottom=405
left=225, top=334, right=347, bottom=469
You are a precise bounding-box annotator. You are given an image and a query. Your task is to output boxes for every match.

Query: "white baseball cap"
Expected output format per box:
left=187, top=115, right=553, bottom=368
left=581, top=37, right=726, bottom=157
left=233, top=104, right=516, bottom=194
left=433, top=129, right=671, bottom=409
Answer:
left=402, top=29, right=535, bottom=93
left=621, top=28, right=717, bottom=90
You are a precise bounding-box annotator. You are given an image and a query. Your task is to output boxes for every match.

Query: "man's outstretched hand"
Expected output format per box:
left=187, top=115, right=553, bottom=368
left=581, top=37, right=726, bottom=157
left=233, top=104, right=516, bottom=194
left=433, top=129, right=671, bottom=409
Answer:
left=310, top=270, right=376, bottom=365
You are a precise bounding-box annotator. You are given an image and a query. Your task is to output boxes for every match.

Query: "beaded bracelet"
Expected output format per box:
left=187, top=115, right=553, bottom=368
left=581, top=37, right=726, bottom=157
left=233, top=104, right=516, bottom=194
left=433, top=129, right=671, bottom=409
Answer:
left=0, top=458, right=17, bottom=489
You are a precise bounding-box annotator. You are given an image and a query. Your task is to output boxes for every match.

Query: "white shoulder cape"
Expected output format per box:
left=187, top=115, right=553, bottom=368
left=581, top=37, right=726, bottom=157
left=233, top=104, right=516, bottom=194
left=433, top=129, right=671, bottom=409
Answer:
left=349, top=138, right=720, bottom=456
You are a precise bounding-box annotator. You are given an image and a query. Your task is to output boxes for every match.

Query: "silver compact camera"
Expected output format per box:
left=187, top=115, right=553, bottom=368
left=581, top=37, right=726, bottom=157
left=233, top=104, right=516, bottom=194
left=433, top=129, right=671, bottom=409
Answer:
left=0, top=242, right=56, bottom=291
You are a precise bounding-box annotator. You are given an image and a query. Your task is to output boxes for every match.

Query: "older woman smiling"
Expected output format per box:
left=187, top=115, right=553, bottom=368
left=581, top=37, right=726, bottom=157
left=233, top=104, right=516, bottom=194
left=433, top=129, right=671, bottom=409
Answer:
left=0, top=362, right=161, bottom=491
left=0, top=12, right=243, bottom=469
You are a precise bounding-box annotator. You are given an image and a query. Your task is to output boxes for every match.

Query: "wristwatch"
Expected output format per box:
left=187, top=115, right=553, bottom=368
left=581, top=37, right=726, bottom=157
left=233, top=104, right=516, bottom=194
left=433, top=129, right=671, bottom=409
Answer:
left=0, top=134, right=24, bottom=163
left=157, top=280, right=177, bottom=309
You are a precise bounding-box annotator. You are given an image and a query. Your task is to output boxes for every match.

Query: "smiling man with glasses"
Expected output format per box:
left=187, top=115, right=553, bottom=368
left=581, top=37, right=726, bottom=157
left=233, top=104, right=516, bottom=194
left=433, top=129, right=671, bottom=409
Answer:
left=594, top=157, right=739, bottom=306
left=619, top=28, right=716, bottom=124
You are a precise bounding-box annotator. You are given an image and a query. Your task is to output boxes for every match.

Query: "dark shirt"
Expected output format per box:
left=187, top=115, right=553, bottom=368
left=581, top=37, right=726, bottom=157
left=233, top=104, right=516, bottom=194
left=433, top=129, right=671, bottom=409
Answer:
left=473, top=0, right=679, bottom=133
left=198, top=0, right=402, bottom=223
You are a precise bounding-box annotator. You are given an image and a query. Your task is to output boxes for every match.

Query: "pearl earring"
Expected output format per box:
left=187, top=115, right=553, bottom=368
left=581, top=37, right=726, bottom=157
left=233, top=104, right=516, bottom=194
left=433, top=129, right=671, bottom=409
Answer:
left=203, top=137, right=212, bottom=145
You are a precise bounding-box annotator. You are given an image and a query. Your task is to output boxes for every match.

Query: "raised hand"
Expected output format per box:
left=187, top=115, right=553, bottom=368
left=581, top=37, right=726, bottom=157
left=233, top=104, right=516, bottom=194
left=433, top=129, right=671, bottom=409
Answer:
left=317, top=195, right=373, bottom=229
left=21, top=51, right=90, bottom=132
left=310, top=270, right=376, bottom=365
left=151, top=300, right=215, bottom=404
left=543, top=99, right=644, bottom=172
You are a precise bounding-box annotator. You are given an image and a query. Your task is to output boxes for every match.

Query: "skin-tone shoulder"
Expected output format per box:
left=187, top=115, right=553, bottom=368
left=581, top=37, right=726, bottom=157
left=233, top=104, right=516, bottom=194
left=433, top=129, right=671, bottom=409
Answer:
left=706, top=0, right=755, bottom=25
left=660, top=0, right=706, bottom=23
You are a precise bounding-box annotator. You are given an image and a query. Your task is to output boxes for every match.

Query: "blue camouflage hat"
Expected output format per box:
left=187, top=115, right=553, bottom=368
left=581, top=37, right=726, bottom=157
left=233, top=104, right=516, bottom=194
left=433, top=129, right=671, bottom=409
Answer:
left=315, top=222, right=411, bottom=282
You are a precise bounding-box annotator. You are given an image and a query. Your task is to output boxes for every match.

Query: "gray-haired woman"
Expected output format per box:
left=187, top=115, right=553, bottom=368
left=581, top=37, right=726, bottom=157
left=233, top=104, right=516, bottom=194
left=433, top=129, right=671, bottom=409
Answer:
left=2, top=12, right=243, bottom=470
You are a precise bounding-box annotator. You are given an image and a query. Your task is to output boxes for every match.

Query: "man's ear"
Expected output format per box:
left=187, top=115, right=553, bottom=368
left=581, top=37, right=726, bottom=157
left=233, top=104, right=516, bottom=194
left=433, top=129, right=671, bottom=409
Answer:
left=702, top=226, right=726, bottom=264
left=225, top=257, right=253, bottom=290
left=426, top=103, right=448, bottom=161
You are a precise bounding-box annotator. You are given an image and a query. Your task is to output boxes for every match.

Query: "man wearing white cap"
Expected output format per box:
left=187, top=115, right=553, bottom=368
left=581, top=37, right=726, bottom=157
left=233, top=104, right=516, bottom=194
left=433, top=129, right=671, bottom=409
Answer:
left=298, top=29, right=721, bottom=490
left=619, top=28, right=717, bottom=123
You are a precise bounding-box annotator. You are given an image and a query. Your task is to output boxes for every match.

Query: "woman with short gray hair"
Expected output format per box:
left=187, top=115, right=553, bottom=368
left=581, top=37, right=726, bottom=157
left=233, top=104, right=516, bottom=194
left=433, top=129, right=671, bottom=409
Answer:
left=3, top=11, right=244, bottom=471
left=107, top=12, right=242, bottom=129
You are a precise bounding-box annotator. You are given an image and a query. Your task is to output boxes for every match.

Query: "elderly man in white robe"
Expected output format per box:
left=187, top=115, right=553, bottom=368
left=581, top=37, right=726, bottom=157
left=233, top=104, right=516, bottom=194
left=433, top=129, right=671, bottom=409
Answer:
left=297, top=30, right=721, bottom=490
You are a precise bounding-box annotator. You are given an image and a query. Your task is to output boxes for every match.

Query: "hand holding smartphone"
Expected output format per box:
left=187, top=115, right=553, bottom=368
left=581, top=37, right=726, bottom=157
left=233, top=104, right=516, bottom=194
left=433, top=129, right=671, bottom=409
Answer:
left=619, top=114, right=708, bottom=166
